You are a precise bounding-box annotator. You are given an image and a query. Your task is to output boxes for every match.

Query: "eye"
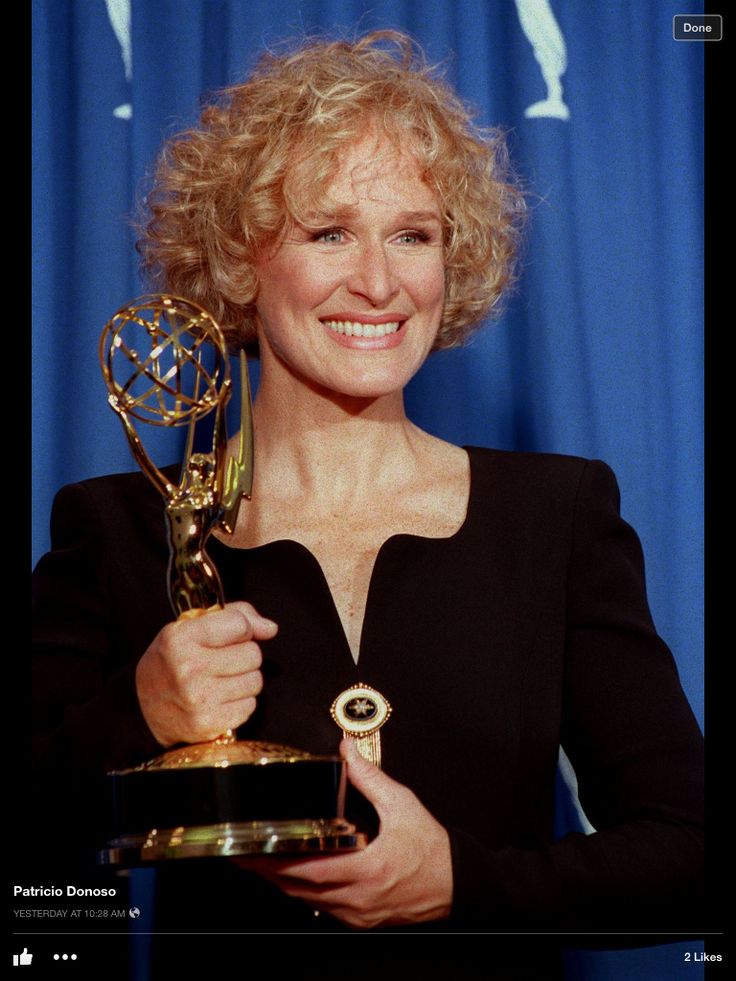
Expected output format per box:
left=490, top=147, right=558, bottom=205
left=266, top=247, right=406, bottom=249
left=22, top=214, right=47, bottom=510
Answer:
left=312, top=228, right=344, bottom=244
left=395, top=230, right=431, bottom=245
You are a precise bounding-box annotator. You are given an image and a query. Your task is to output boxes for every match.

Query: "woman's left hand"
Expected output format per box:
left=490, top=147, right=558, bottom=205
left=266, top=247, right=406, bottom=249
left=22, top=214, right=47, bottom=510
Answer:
left=235, top=738, right=453, bottom=929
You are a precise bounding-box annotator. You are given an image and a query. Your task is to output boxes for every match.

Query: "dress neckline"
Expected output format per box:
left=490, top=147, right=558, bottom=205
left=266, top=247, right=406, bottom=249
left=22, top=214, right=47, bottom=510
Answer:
left=212, top=445, right=476, bottom=557
left=210, top=447, right=477, bottom=666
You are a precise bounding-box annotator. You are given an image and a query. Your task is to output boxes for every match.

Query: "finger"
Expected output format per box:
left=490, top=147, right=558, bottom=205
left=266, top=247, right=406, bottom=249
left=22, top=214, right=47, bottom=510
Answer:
left=212, top=696, right=258, bottom=735
left=169, top=694, right=258, bottom=744
left=240, top=858, right=348, bottom=892
left=227, top=601, right=279, bottom=640
left=248, top=870, right=334, bottom=905
left=340, top=738, right=409, bottom=816
left=174, top=665, right=262, bottom=708
left=205, top=642, right=263, bottom=677
left=234, top=852, right=366, bottom=884
left=215, top=670, right=263, bottom=704
left=255, top=875, right=350, bottom=906
left=187, top=606, right=274, bottom=648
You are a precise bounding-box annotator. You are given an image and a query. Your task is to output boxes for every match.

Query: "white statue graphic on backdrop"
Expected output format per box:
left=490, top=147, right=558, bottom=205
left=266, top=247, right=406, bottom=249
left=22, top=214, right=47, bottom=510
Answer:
left=515, top=0, right=570, bottom=120
left=105, top=0, right=568, bottom=124
left=105, top=0, right=132, bottom=120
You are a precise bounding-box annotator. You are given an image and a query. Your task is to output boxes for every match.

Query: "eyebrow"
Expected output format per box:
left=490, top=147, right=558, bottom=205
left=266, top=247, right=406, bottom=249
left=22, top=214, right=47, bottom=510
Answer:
left=303, top=208, right=442, bottom=225
left=394, top=210, right=442, bottom=224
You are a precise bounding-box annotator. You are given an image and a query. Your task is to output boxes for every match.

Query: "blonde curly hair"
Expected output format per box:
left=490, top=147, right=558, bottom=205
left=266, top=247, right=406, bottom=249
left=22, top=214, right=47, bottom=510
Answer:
left=138, top=30, right=526, bottom=352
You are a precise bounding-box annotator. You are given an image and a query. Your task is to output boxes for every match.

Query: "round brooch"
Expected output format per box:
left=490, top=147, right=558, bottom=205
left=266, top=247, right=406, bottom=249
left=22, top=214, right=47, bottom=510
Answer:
left=330, top=684, right=392, bottom=766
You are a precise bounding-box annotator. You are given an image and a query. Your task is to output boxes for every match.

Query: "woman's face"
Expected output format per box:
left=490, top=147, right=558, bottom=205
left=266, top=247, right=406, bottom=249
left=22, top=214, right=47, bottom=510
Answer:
left=253, top=133, right=446, bottom=401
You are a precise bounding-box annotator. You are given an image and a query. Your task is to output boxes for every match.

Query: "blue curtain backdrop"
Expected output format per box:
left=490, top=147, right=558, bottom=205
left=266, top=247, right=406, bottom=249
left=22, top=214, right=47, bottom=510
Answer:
left=32, top=2, right=704, bottom=978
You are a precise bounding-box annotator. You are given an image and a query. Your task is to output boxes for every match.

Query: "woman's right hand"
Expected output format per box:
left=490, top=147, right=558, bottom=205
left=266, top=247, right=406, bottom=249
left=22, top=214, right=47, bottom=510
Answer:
left=134, top=601, right=278, bottom=747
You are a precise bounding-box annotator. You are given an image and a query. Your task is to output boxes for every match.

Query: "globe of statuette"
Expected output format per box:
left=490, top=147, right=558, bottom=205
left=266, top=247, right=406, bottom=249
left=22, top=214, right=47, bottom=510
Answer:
left=100, top=295, right=229, bottom=427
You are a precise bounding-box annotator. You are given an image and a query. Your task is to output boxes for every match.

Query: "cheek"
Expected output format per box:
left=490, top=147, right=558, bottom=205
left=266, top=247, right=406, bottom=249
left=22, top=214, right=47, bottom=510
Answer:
left=411, top=261, right=446, bottom=312
left=269, top=259, right=342, bottom=315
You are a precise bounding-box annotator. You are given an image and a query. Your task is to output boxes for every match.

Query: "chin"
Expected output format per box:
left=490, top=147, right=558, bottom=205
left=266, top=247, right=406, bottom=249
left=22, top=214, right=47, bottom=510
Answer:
left=324, top=368, right=415, bottom=401
left=330, top=384, right=406, bottom=403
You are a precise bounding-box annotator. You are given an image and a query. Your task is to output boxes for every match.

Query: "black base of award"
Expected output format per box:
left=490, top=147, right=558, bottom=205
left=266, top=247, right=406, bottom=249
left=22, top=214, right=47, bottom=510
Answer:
left=98, top=743, right=368, bottom=865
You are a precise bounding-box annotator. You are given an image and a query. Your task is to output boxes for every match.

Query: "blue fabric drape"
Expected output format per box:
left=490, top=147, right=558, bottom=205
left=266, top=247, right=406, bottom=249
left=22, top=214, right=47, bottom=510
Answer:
left=32, top=2, right=704, bottom=977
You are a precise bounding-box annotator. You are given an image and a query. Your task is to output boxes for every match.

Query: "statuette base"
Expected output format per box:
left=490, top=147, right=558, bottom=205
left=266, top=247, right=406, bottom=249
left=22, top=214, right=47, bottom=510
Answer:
left=100, top=817, right=367, bottom=864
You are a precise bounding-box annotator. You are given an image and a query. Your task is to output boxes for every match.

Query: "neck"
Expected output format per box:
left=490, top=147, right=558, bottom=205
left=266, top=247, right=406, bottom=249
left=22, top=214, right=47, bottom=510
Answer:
left=241, top=358, right=430, bottom=504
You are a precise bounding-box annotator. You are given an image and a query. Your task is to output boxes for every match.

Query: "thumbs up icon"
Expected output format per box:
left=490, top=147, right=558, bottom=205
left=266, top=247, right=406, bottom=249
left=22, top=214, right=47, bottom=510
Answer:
left=12, top=948, right=33, bottom=965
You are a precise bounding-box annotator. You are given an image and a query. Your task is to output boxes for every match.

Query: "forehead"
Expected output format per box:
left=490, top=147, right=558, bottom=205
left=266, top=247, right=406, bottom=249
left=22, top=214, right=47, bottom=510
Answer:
left=325, top=134, right=438, bottom=210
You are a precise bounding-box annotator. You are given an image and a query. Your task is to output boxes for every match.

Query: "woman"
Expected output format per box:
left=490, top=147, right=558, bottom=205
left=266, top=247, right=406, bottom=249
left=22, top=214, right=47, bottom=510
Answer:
left=33, top=30, right=703, bottom=950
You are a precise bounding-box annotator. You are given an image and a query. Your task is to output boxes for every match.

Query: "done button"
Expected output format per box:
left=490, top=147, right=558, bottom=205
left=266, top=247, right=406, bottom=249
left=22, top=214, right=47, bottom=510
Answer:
left=673, top=14, right=723, bottom=40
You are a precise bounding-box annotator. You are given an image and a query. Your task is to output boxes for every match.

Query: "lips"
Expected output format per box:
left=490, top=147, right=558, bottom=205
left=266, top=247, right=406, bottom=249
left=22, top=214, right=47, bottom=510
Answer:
left=319, top=316, right=407, bottom=350
left=322, top=319, right=401, bottom=338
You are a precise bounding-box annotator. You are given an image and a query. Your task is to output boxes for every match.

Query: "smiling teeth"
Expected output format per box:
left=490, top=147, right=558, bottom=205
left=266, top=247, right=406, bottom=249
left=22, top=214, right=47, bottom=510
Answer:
left=323, top=320, right=400, bottom=337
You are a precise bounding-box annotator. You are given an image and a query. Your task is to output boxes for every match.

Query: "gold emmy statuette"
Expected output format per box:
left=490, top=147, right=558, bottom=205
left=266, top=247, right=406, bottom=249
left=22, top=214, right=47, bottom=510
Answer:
left=96, top=295, right=367, bottom=863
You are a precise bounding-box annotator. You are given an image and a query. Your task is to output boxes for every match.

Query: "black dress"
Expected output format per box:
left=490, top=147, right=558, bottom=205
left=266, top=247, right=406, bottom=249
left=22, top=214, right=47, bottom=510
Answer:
left=31, top=447, right=704, bottom=958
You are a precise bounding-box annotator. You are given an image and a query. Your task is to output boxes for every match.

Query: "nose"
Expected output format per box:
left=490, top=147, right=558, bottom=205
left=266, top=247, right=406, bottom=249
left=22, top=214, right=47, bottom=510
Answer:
left=346, top=242, right=400, bottom=307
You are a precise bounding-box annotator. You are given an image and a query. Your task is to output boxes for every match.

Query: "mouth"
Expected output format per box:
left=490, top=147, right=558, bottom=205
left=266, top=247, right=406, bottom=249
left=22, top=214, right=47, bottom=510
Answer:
left=321, top=319, right=403, bottom=338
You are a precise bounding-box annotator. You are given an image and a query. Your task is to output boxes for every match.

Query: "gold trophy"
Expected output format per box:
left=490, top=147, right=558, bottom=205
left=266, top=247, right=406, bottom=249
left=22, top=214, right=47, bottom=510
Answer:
left=96, top=295, right=367, bottom=863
